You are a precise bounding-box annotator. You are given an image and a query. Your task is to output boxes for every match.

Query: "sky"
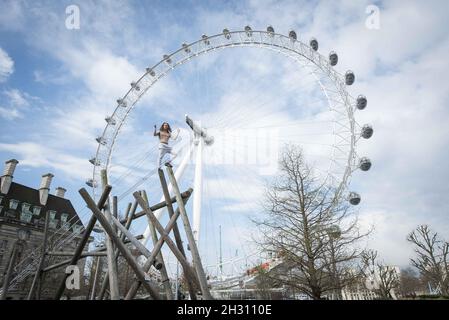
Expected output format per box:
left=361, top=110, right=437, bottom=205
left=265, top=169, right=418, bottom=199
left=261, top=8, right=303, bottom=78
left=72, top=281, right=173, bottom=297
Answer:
left=0, top=0, right=449, bottom=276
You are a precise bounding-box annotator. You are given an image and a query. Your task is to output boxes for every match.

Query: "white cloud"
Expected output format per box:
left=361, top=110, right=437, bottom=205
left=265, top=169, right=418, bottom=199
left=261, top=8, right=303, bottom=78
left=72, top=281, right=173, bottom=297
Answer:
left=4, top=89, right=29, bottom=107
left=0, top=89, right=34, bottom=120
left=0, top=141, right=90, bottom=181
left=0, top=47, right=14, bottom=82
left=0, top=107, right=21, bottom=120
left=0, top=0, right=25, bottom=31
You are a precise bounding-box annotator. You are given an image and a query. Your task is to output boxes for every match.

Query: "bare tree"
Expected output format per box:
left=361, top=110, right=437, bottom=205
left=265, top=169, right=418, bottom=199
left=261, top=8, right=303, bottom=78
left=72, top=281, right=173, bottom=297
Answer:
left=253, top=144, right=368, bottom=300
left=360, top=250, right=400, bottom=299
left=407, top=225, right=449, bottom=296
left=399, top=267, right=426, bottom=298
left=254, top=265, right=276, bottom=299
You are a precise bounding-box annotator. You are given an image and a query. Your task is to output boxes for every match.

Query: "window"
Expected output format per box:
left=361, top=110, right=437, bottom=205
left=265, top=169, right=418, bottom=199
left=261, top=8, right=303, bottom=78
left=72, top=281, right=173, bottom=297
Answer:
left=61, top=213, right=70, bottom=230
left=47, top=210, right=58, bottom=228
left=9, top=199, right=20, bottom=210
left=48, top=210, right=57, bottom=220
left=32, top=206, right=41, bottom=216
left=61, top=213, right=68, bottom=222
left=0, top=240, right=8, bottom=249
left=21, top=202, right=31, bottom=213
left=20, top=211, right=32, bottom=223
left=5, top=210, right=16, bottom=218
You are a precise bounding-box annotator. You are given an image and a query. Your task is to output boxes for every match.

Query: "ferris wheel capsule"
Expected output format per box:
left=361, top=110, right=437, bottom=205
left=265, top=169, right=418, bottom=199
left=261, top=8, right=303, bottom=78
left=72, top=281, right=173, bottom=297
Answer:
left=244, top=25, right=253, bottom=37
left=163, top=54, right=172, bottom=64
left=130, top=81, right=140, bottom=91
left=289, top=30, right=297, bottom=41
left=357, top=95, right=368, bottom=110
left=93, top=222, right=104, bottom=233
left=329, top=51, right=338, bottom=66
left=309, top=38, right=319, bottom=51
left=345, top=70, right=355, bottom=85
left=349, top=192, right=361, bottom=205
left=105, top=116, right=116, bottom=125
left=359, top=157, right=372, bottom=171
left=117, top=98, right=127, bottom=108
left=182, top=43, right=191, bottom=53
left=96, top=136, right=106, bottom=145
left=86, top=179, right=98, bottom=188
left=204, top=136, right=215, bottom=146
left=89, top=157, right=100, bottom=166
left=153, top=259, right=163, bottom=270
left=202, top=34, right=210, bottom=45
left=267, top=25, right=275, bottom=36
left=361, top=124, right=374, bottom=139
left=223, top=28, right=231, bottom=39
left=146, top=68, right=156, bottom=77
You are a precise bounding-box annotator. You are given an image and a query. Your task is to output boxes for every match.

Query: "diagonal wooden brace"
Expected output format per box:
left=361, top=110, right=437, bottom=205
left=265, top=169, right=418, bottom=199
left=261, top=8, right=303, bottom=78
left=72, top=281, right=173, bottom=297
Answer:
left=79, top=187, right=161, bottom=300
left=124, top=192, right=200, bottom=299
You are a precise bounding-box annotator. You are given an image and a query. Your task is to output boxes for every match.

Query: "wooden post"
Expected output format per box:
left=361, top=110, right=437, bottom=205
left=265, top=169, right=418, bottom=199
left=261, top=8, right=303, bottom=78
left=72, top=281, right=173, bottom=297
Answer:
left=124, top=192, right=199, bottom=299
left=98, top=200, right=136, bottom=300
left=125, top=192, right=201, bottom=299
left=141, top=190, right=173, bottom=300
left=165, top=166, right=213, bottom=300
left=79, top=187, right=161, bottom=300
left=157, top=169, right=186, bottom=257
left=158, top=169, right=197, bottom=300
left=0, top=240, right=19, bottom=300
left=53, top=185, right=111, bottom=300
left=27, top=211, right=51, bottom=300
left=100, top=170, right=120, bottom=300
left=117, top=202, right=132, bottom=238
left=89, top=256, right=102, bottom=300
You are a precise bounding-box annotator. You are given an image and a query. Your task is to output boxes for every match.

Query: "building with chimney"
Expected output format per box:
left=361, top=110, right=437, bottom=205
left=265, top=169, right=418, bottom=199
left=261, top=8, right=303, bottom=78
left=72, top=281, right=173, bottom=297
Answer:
left=0, top=159, right=91, bottom=299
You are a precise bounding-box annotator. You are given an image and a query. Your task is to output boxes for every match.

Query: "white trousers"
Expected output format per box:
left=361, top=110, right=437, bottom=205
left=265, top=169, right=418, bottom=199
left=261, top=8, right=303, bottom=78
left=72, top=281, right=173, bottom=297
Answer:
left=158, top=143, right=176, bottom=167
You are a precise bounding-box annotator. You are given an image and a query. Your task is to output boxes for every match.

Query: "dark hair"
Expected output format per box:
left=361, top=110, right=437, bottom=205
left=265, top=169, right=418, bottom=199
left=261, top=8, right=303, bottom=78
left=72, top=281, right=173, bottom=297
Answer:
left=159, top=122, right=172, bottom=133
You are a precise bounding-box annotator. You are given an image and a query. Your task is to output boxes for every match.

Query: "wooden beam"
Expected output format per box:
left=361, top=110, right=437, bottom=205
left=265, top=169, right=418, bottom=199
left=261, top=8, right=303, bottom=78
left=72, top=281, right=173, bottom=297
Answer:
left=98, top=200, right=135, bottom=300
left=53, top=185, right=112, bottom=300
left=89, top=256, right=102, bottom=300
left=158, top=168, right=197, bottom=300
left=166, top=166, right=213, bottom=300
left=142, top=190, right=173, bottom=300
left=125, top=192, right=200, bottom=299
left=120, top=189, right=193, bottom=224
left=101, top=170, right=120, bottom=300
left=42, top=236, right=142, bottom=273
left=79, top=187, right=161, bottom=300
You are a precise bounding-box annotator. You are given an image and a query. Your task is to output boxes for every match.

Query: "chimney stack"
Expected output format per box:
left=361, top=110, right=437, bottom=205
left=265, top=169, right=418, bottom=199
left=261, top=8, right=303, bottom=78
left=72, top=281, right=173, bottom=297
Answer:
left=55, top=187, right=66, bottom=198
left=39, top=173, right=54, bottom=205
left=0, top=159, right=19, bottom=195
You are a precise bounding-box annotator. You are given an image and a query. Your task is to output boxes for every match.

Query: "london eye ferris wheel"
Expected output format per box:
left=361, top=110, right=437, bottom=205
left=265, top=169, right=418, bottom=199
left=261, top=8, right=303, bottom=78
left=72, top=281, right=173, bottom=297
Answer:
left=86, top=26, right=373, bottom=277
